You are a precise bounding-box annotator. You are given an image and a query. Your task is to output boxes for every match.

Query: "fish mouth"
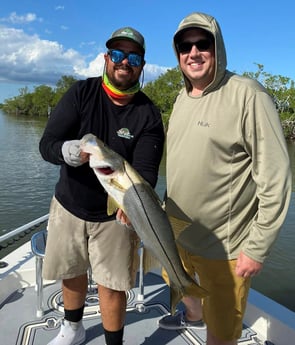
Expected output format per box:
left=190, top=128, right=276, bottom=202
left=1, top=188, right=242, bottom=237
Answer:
left=94, top=166, right=114, bottom=175
left=89, top=156, right=116, bottom=176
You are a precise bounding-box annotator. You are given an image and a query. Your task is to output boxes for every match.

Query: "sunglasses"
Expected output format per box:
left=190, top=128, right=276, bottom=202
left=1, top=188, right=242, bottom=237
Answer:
left=107, top=49, right=143, bottom=67
left=177, top=39, right=212, bottom=54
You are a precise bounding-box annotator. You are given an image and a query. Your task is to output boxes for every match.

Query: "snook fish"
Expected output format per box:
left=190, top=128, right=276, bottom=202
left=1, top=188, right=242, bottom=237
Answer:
left=80, top=133, right=208, bottom=313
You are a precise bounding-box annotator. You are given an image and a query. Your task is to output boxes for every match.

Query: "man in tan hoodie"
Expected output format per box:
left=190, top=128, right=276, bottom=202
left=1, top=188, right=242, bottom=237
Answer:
left=158, top=12, right=291, bottom=345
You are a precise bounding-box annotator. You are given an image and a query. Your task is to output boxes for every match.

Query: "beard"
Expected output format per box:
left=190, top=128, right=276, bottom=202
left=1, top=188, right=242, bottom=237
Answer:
left=106, top=64, right=140, bottom=90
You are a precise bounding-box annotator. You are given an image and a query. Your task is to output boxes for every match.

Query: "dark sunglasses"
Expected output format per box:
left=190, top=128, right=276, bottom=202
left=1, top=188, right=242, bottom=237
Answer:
left=177, top=39, right=212, bottom=54
left=107, top=49, right=143, bottom=67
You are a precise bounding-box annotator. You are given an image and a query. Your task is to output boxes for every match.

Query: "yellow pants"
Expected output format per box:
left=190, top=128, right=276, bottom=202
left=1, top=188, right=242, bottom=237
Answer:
left=162, top=244, right=251, bottom=341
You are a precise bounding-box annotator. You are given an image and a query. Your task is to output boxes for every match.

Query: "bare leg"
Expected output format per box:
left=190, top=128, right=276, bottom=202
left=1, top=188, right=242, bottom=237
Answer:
left=207, top=330, right=237, bottom=345
left=62, top=273, right=88, bottom=310
left=98, top=285, right=126, bottom=331
left=182, top=296, right=203, bottom=321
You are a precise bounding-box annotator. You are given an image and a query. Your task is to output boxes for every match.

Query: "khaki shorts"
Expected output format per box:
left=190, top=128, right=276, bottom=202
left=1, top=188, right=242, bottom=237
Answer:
left=163, top=244, right=251, bottom=341
left=43, top=197, right=140, bottom=291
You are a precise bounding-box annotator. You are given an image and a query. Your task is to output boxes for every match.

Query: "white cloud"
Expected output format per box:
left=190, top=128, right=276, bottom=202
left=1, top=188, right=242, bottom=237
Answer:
left=0, top=27, right=85, bottom=84
left=80, top=41, right=96, bottom=48
left=0, top=26, right=169, bottom=88
left=1, top=12, right=42, bottom=24
left=144, top=64, right=169, bottom=82
left=75, top=53, right=105, bottom=78
left=55, top=6, right=65, bottom=11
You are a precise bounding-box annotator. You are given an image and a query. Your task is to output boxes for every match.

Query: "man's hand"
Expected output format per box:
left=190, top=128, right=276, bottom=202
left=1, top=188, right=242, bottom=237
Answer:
left=116, top=209, right=132, bottom=227
left=62, top=140, right=89, bottom=167
left=235, top=251, right=263, bottom=278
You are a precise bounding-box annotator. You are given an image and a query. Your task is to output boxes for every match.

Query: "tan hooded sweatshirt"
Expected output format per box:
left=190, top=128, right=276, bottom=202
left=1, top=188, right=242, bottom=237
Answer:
left=166, top=12, right=292, bottom=263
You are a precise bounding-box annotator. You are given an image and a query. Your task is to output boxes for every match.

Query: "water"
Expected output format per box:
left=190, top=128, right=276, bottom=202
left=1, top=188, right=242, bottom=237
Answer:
left=0, top=111, right=59, bottom=233
left=0, top=110, right=294, bottom=312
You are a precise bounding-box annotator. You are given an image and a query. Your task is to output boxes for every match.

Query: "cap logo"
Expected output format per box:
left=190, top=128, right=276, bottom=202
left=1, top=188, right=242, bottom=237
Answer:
left=119, top=28, right=136, bottom=39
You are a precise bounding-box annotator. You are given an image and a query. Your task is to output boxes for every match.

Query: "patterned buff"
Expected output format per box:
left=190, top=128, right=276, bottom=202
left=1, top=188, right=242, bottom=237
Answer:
left=102, top=73, right=140, bottom=100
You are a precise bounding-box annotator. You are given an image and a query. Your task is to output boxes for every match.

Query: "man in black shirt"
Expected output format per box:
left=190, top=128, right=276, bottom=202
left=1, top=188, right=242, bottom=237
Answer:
left=39, top=27, right=164, bottom=345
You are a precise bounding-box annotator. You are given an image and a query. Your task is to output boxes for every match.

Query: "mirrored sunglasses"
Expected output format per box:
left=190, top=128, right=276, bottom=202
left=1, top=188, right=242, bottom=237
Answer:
left=177, top=39, right=212, bottom=54
left=108, top=49, right=143, bottom=67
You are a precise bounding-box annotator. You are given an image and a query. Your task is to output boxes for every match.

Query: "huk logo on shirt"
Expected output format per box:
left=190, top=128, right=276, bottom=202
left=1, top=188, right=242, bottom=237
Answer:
left=117, top=128, right=134, bottom=139
left=197, top=120, right=210, bottom=127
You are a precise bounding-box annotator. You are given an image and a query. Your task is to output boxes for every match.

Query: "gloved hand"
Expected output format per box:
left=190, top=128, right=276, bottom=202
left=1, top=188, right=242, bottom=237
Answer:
left=61, top=140, right=83, bottom=167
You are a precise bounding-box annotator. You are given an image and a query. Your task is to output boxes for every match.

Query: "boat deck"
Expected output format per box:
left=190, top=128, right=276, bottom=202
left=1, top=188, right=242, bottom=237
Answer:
left=1, top=266, right=264, bottom=344
left=3, top=232, right=292, bottom=345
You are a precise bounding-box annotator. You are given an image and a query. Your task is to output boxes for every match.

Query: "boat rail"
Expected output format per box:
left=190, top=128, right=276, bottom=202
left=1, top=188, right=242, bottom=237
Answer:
left=0, top=214, right=49, bottom=244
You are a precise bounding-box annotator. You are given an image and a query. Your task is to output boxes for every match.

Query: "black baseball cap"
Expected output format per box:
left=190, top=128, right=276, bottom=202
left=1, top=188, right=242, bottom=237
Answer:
left=106, top=27, right=145, bottom=54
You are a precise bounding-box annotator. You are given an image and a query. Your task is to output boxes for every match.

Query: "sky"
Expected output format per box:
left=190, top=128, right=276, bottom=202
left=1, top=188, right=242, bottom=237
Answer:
left=1, top=0, right=295, bottom=103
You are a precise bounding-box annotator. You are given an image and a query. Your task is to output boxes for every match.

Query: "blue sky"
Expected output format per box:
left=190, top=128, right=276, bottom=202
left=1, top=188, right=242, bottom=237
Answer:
left=1, top=1, right=295, bottom=103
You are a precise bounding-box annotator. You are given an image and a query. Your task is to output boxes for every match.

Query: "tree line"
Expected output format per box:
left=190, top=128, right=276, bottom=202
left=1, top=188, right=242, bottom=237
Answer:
left=1, top=64, right=295, bottom=139
left=0, top=75, right=77, bottom=118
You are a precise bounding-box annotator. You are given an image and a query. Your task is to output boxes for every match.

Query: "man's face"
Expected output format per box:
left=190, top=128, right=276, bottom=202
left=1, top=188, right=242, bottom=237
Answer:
left=104, top=40, right=145, bottom=90
left=177, top=28, right=215, bottom=93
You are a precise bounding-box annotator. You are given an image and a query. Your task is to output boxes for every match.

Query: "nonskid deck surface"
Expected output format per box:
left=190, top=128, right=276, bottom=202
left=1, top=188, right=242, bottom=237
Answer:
left=1, top=273, right=262, bottom=345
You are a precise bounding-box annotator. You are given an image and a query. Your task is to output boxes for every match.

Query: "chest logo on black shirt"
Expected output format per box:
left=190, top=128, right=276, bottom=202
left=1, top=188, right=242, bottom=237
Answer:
left=117, top=128, right=134, bottom=140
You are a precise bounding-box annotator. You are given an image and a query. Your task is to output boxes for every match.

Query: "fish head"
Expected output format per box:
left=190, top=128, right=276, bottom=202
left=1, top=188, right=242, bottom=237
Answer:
left=81, top=133, right=124, bottom=180
left=81, top=133, right=132, bottom=214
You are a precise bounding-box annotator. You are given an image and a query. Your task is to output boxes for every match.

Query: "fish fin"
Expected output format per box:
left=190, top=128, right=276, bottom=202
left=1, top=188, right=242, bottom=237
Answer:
left=107, top=196, right=120, bottom=216
left=168, top=216, right=191, bottom=239
left=110, top=179, right=127, bottom=192
left=185, top=281, right=208, bottom=299
left=170, top=282, right=209, bottom=315
left=143, top=248, right=161, bottom=273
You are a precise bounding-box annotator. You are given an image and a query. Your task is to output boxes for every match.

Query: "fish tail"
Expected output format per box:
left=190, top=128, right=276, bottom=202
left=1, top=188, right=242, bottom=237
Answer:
left=170, top=283, right=208, bottom=315
left=185, top=281, right=208, bottom=299
left=170, top=287, right=183, bottom=315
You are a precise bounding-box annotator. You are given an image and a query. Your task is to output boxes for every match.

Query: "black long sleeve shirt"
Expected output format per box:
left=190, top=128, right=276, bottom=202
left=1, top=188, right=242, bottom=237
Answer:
left=39, top=77, right=165, bottom=222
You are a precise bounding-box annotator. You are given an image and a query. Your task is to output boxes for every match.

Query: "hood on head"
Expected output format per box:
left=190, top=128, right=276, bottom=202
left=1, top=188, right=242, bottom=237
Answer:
left=173, top=12, right=227, bottom=93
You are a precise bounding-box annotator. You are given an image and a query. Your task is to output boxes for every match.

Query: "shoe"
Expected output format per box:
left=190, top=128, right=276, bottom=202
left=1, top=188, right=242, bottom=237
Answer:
left=157, top=310, right=206, bottom=330
left=47, top=319, right=86, bottom=345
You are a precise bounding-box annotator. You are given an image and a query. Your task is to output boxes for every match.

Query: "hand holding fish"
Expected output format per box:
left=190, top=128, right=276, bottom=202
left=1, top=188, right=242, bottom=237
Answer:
left=62, top=140, right=89, bottom=167
left=116, top=208, right=132, bottom=227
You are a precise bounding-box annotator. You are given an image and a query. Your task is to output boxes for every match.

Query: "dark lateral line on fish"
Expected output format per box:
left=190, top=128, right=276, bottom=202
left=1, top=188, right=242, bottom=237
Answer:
left=124, top=169, right=183, bottom=285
